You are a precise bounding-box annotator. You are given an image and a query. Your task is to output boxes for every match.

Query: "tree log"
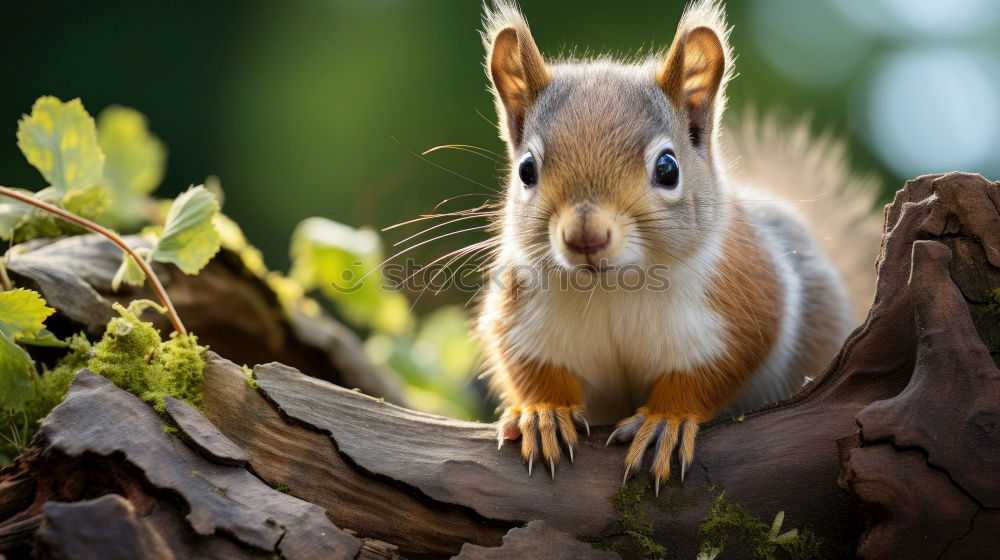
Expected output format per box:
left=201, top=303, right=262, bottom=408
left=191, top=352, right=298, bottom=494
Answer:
left=1, top=172, right=999, bottom=559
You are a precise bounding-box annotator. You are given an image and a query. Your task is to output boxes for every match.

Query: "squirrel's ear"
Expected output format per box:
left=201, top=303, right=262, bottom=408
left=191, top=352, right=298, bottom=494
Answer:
left=483, top=3, right=550, bottom=146
left=658, top=2, right=732, bottom=151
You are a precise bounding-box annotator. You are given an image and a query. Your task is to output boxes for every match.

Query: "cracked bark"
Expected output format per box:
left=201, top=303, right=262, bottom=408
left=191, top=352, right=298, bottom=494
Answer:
left=0, top=172, right=998, bottom=559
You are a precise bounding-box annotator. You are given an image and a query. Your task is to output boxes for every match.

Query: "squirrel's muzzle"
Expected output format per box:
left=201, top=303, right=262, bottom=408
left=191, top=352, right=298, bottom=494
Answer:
left=563, top=228, right=611, bottom=255
left=552, top=204, right=624, bottom=267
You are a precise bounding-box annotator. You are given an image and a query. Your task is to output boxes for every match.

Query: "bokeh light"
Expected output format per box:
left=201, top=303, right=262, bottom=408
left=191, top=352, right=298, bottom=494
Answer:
left=750, top=0, right=873, bottom=87
left=860, top=48, right=1000, bottom=178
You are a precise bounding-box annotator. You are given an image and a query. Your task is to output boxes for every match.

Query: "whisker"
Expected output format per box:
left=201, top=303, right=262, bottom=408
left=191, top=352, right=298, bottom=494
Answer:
left=391, top=136, right=500, bottom=193
left=392, top=214, right=495, bottom=247
left=356, top=225, right=492, bottom=285
left=422, top=143, right=505, bottom=164
left=382, top=203, right=499, bottom=231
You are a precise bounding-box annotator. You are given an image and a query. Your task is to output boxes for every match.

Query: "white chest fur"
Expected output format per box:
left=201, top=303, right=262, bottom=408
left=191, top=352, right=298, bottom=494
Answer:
left=496, top=237, right=728, bottom=422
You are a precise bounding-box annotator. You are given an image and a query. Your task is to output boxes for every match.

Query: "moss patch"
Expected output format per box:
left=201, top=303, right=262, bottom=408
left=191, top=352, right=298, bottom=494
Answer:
left=596, top=481, right=667, bottom=560
left=242, top=364, right=259, bottom=390
left=87, top=303, right=206, bottom=411
left=983, top=289, right=1000, bottom=316
left=971, top=289, right=1000, bottom=367
left=698, top=493, right=826, bottom=560
left=595, top=478, right=826, bottom=560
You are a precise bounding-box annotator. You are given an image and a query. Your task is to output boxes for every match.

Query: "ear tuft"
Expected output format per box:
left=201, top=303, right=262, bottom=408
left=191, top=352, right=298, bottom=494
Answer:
left=657, top=0, right=733, bottom=152
left=482, top=1, right=551, bottom=147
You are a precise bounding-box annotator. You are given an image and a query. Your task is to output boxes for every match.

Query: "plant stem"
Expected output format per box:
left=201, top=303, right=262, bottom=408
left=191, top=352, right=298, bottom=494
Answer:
left=0, top=186, right=186, bottom=335
left=0, top=259, right=10, bottom=292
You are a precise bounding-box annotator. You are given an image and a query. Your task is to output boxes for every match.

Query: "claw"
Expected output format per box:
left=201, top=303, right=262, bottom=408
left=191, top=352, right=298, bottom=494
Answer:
left=609, top=410, right=701, bottom=492
left=499, top=405, right=587, bottom=479
left=582, top=417, right=591, bottom=436
left=678, top=419, right=698, bottom=484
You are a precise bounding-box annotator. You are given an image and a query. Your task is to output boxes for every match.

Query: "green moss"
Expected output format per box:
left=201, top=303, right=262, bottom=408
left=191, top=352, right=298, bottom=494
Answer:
left=87, top=303, right=206, bottom=411
left=779, top=530, right=826, bottom=560
left=599, top=481, right=667, bottom=560
left=697, top=493, right=826, bottom=560
left=983, top=289, right=1000, bottom=315
left=242, top=364, right=259, bottom=390
left=158, top=332, right=206, bottom=408
left=594, top=480, right=826, bottom=560
left=34, top=333, right=93, bottom=414
left=87, top=303, right=160, bottom=396
left=971, top=290, right=1000, bottom=364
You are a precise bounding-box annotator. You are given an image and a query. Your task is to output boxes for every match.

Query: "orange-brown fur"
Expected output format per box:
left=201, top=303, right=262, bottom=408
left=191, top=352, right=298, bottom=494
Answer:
left=652, top=206, right=784, bottom=419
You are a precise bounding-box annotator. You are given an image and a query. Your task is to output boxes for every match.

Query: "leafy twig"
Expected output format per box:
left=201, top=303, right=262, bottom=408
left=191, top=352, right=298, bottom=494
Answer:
left=0, top=186, right=186, bottom=335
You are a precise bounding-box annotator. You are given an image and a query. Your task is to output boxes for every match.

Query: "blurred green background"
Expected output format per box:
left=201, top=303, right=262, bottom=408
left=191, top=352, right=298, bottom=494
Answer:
left=2, top=0, right=999, bottom=417
left=4, top=0, right=999, bottom=271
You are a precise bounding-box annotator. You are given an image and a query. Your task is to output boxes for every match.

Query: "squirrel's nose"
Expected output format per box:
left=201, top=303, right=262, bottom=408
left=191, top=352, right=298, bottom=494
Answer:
left=564, top=228, right=611, bottom=255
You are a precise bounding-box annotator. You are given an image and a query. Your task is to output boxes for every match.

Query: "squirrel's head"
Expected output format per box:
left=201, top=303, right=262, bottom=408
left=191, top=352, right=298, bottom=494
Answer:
left=484, top=0, right=733, bottom=272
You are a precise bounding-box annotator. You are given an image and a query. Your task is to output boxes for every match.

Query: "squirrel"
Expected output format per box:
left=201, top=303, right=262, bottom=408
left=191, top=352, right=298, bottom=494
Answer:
left=475, top=0, right=882, bottom=493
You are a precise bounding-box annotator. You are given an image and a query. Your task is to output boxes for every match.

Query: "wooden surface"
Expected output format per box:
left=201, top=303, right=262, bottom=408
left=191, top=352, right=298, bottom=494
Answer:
left=1, top=172, right=999, bottom=559
left=1, top=371, right=360, bottom=559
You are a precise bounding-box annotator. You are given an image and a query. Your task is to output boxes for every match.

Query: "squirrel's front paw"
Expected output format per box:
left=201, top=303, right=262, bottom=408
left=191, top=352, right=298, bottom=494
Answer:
left=497, top=405, right=589, bottom=478
left=606, top=407, right=700, bottom=495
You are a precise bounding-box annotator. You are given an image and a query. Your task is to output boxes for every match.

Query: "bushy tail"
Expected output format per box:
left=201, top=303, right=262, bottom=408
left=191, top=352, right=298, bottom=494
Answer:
left=723, top=111, right=884, bottom=322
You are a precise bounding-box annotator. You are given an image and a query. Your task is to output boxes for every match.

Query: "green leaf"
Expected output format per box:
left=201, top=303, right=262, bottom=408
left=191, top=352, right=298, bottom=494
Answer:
left=20, top=329, right=70, bottom=348
left=17, top=96, right=105, bottom=194
left=289, top=217, right=406, bottom=331
left=0, top=289, right=53, bottom=405
left=289, top=217, right=382, bottom=289
left=97, top=106, right=166, bottom=196
left=0, top=288, right=55, bottom=341
left=0, top=187, right=88, bottom=244
left=0, top=187, right=35, bottom=241
left=63, top=183, right=111, bottom=219
left=112, top=248, right=150, bottom=291
left=152, top=185, right=221, bottom=274
left=769, top=511, right=785, bottom=540
left=773, top=529, right=799, bottom=545
left=413, top=305, right=477, bottom=379
left=0, top=335, right=34, bottom=404
left=95, top=106, right=167, bottom=228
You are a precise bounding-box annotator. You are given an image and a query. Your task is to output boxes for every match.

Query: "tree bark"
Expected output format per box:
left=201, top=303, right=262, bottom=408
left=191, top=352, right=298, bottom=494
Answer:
left=1, top=172, right=999, bottom=559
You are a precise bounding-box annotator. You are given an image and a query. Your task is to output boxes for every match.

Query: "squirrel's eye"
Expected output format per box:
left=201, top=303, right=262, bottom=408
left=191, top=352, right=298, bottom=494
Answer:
left=653, top=150, right=680, bottom=189
left=518, top=153, right=538, bottom=187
